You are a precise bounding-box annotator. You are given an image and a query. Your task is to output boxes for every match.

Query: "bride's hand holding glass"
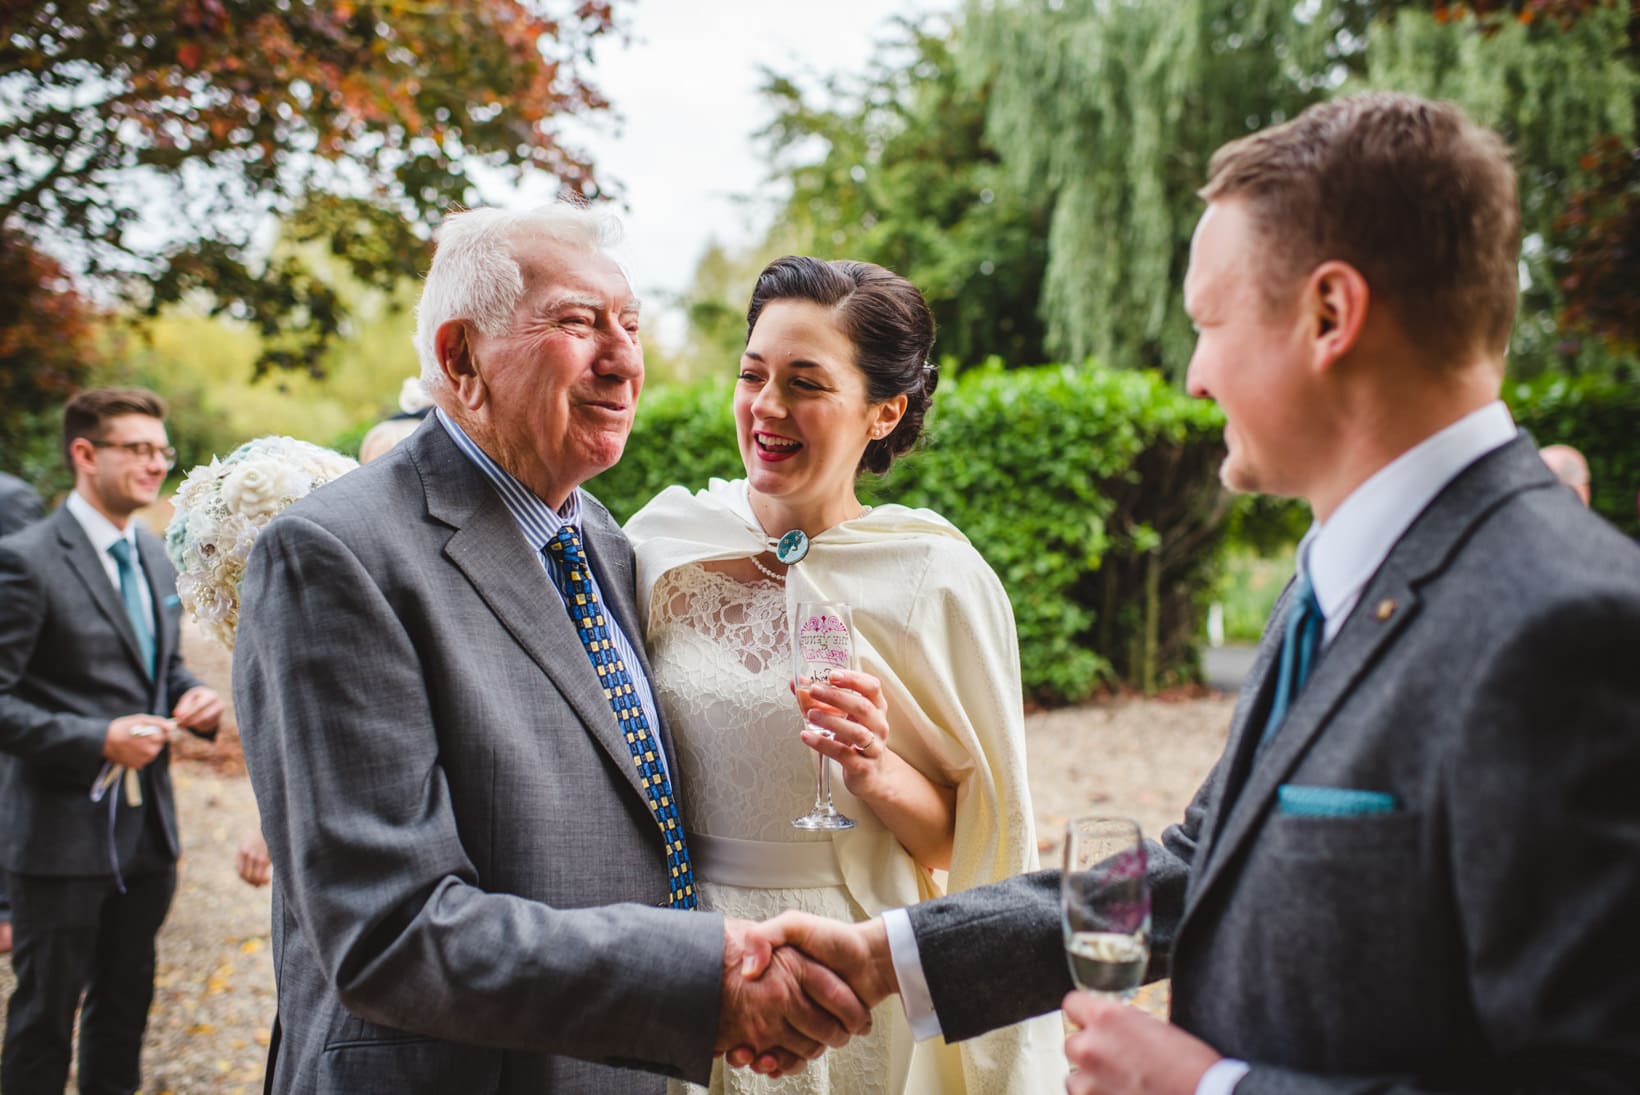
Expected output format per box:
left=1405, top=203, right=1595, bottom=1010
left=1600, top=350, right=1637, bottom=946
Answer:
left=796, top=668, right=893, bottom=797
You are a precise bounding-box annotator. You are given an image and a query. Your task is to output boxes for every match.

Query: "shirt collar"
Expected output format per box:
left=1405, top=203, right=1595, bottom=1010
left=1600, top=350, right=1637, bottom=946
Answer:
left=435, top=409, right=581, bottom=551
left=66, top=489, right=137, bottom=556
left=1304, top=400, right=1516, bottom=634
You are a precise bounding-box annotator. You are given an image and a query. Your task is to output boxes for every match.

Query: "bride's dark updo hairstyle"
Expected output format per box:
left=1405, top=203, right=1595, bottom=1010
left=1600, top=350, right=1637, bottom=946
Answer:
left=745, top=255, right=938, bottom=475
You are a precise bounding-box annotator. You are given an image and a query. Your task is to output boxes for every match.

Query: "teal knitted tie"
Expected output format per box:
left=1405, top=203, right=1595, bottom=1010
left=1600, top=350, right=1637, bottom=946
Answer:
left=546, top=525, right=696, bottom=909
left=108, top=539, right=155, bottom=678
left=1258, top=569, right=1324, bottom=750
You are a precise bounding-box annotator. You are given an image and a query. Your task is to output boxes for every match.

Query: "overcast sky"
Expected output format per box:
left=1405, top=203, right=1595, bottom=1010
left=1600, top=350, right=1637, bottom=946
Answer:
left=480, top=1, right=954, bottom=347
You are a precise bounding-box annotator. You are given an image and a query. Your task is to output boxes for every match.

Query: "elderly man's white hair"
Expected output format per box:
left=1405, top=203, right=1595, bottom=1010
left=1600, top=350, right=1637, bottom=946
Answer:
left=413, top=204, right=624, bottom=396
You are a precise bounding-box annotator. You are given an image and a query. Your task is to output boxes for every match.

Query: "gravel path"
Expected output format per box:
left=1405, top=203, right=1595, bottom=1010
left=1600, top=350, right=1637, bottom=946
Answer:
left=0, top=622, right=1234, bottom=1092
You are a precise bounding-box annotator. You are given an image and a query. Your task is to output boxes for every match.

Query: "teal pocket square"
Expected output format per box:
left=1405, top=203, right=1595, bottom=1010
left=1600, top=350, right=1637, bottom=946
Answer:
left=163, top=594, right=181, bottom=609
left=1277, top=785, right=1398, bottom=817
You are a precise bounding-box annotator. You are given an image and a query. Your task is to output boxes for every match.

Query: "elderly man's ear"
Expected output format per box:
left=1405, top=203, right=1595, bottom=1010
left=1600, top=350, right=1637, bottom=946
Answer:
left=437, top=320, right=487, bottom=410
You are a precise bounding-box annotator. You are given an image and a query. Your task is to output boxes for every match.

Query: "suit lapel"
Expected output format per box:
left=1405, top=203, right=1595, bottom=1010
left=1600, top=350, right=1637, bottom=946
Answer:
left=1181, top=433, right=1555, bottom=922
left=56, top=511, right=151, bottom=681
left=1187, top=588, right=1288, bottom=891
left=412, top=428, right=652, bottom=806
left=1187, top=574, right=1419, bottom=912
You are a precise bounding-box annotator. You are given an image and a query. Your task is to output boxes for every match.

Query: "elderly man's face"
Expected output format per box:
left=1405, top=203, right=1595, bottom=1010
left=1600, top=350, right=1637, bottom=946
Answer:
left=470, top=235, right=643, bottom=506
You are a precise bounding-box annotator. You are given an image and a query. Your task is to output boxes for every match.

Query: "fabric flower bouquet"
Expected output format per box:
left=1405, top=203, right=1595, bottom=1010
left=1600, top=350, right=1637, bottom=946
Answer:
left=165, top=436, right=357, bottom=649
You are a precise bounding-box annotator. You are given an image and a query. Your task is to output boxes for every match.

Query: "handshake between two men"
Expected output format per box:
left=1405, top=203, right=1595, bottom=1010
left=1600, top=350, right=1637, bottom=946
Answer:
left=715, top=914, right=897, bottom=1080
left=719, top=912, right=1225, bottom=1095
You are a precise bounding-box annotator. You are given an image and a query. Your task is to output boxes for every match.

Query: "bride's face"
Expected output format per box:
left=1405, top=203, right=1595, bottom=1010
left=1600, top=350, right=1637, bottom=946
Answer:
left=735, top=300, right=893, bottom=524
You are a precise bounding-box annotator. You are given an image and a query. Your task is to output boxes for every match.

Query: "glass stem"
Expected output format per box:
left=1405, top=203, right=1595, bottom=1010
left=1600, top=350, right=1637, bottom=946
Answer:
left=815, top=751, right=832, bottom=811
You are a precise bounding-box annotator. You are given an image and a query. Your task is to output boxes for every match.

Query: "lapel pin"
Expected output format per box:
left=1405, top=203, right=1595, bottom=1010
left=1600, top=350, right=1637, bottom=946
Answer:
left=1375, top=598, right=1397, bottom=621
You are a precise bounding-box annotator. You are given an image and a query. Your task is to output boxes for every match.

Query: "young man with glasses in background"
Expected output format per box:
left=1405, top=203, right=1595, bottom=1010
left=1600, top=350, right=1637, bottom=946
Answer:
left=0, top=386, right=222, bottom=1095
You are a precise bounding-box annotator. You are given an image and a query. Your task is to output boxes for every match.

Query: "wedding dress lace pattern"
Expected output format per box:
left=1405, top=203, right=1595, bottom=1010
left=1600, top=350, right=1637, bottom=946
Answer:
left=650, top=563, right=894, bottom=1095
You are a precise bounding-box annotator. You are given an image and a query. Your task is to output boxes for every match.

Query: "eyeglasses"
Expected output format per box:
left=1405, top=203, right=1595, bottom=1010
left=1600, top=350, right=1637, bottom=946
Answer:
left=91, top=441, right=178, bottom=468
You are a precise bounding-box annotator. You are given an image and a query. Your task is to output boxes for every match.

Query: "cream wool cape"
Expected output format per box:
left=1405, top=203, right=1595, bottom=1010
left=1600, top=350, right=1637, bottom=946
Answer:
left=626, top=479, right=1067, bottom=1094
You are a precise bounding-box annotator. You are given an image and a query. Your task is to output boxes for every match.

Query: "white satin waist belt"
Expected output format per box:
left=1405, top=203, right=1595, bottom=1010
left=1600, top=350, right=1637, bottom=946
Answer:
left=686, top=831, right=844, bottom=889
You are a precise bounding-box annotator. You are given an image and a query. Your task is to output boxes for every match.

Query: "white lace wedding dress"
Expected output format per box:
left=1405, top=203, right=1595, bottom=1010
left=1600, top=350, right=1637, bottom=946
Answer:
left=649, top=563, right=896, bottom=1095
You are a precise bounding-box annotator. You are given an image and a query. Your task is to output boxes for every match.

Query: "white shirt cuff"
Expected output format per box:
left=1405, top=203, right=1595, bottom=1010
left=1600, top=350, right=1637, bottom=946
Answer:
left=882, top=907, right=942, bottom=1041
left=1196, top=1058, right=1250, bottom=1095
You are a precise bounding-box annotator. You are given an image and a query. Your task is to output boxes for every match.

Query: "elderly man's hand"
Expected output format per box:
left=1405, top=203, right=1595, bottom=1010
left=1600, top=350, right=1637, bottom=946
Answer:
left=724, top=912, right=899, bottom=1075
left=1062, top=990, right=1222, bottom=1095
left=717, top=918, right=873, bottom=1078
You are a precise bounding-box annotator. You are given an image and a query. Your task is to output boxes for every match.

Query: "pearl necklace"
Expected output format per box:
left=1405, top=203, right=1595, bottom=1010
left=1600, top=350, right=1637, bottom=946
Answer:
left=749, top=553, right=785, bottom=582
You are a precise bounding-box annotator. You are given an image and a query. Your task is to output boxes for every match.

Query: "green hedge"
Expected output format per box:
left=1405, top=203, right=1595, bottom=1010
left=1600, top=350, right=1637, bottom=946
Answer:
left=1506, top=370, right=1640, bottom=538
left=591, top=361, right=1229, bottom=705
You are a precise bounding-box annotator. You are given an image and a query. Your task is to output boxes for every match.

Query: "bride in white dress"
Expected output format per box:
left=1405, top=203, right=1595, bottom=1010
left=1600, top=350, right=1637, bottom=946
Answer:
left=625, top=257, right=1066, bottom=1094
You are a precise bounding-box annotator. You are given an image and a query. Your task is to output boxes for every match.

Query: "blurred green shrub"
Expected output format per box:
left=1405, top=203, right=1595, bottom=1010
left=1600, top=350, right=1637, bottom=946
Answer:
left=1507, top=368, right=1640, bottom=537
left=592, top=361, right=1230, bottom=705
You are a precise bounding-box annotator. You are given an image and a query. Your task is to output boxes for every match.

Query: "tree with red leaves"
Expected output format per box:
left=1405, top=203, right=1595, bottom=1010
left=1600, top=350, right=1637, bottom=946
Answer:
left=0, top=1, right=626, bottom=378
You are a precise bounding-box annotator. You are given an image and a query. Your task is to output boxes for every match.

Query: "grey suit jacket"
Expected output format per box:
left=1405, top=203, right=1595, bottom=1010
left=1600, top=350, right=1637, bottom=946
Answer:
left=234, top=421, right=724, bottom=1095
left=0, top=505, right=202, bottom=875
left=0, top=472, right=44, bottom=537
left=910, top=434, right=1640, bottom=1092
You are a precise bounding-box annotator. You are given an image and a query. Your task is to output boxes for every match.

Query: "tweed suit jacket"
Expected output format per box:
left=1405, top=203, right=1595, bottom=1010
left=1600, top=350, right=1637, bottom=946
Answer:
left=233, top=420, right=724, bottom=1095
left=0, top=505, right=202, bottom=876
left=909, top=433, right=1640, bottom=1092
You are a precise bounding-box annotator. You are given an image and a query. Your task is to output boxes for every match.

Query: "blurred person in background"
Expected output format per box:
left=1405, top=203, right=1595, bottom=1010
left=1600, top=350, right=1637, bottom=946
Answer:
left=0, top=470, right=45, bottom=955
left=0, top=386, right=223, bottom=1095
left=1538, top=443, right=1590, bottom=506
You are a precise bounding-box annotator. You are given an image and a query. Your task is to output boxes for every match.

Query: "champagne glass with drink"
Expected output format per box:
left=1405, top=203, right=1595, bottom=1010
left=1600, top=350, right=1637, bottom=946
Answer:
left=790, top=600, right=857, bottom=831
left=1061, top=816, right=1150, bottom=997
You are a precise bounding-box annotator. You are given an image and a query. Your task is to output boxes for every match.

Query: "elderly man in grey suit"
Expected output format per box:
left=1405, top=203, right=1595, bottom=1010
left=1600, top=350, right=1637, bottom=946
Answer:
left=233, top=204, right=868, bottom=1094
left=0, top=386, right=224, bottom=1095
left=750, top=93, right=1640, bottom=1093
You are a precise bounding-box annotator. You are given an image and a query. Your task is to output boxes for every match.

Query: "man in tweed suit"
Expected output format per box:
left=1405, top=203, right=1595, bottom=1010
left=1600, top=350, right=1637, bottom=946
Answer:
left=751, top=93, right=1640, bottom=1093
left=0, top=387, right=224, bottom=1095
left=234, top=204, right=866, bottom=1094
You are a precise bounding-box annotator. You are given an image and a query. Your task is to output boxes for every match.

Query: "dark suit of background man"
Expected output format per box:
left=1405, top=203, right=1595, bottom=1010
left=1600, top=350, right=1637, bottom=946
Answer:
left=758, top=92, right=1640, bottom=1094
left=234, top=204, right=866, bottom=1094
left=0, top=473, right=43, bottom=539
left=0, top=471, right=45, bottom=959
left=0, top=387, right=223, bottom=1095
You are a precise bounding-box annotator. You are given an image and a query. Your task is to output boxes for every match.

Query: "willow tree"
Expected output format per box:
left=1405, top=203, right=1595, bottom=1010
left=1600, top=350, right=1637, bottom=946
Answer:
left=969, top=0, right=1638, bottom=377
left=966, top=0, right=1344, bottom=377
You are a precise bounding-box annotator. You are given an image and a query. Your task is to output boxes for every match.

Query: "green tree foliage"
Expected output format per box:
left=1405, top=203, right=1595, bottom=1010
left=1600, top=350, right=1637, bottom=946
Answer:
left=1506, top=367, right=1640, bottom=535
left=752, top=16, right=1053, bottom=368
left=1362, top=1, right=1639, bottom=374
left=0, top=0, right=626, bottom=381
left=99, top=244, right=425, bottom=473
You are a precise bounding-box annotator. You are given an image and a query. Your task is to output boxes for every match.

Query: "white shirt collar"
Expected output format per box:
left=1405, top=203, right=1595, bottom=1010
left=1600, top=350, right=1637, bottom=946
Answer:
left=66, top=488, right=137, bottom=556
left=1303, top=400, right=1517, bottom=642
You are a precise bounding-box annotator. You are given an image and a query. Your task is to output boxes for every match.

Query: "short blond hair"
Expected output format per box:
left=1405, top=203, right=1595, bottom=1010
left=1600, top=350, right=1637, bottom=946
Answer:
left=1201, top=92, right=1519, bottom=365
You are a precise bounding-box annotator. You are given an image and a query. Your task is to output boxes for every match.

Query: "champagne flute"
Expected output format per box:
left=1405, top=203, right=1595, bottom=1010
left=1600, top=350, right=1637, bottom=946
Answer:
left=1061, top=816, right=1150, bottom=997
left=790, top=600, right=857, bottom=831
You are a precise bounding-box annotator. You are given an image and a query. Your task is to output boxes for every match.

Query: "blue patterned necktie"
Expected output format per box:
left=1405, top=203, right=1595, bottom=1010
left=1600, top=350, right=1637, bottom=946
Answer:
left=108, top=539, right=155, bottom=678
left=546, top=525, right=695, bottom=910
left=1258, top=568, right=1325, bottom=751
